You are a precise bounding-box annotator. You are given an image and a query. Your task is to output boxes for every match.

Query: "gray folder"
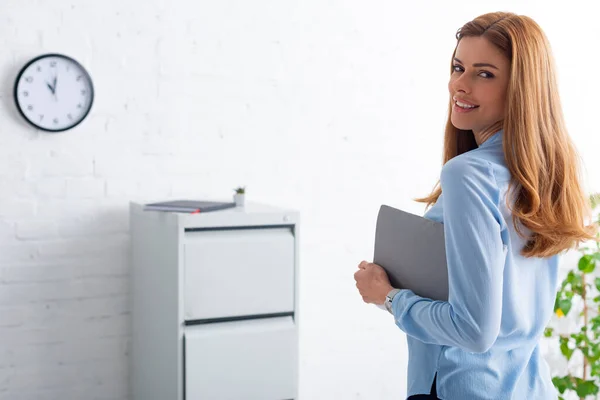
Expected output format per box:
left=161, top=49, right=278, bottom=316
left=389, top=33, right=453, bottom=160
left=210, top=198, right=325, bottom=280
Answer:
left=373, top=205, right=449, bottom=301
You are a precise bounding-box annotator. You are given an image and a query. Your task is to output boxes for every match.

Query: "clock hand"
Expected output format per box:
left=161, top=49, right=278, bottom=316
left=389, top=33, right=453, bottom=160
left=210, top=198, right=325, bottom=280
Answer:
left=46, top=82, right=55, bottom=94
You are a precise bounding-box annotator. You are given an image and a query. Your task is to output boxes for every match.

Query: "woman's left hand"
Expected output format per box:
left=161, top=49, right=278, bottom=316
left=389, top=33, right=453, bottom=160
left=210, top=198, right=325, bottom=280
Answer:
left=354, top=261, right=394, bottom=305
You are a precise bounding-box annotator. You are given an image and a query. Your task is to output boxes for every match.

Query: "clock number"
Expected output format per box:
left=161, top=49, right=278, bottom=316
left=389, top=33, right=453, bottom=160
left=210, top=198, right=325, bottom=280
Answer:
left=67, top=114, right=73, bottom=120
left=24, top=76, right=33, bottom=83
left=36, top=66, right=42, bottom=72
left=50, top=61, right=57, bottom=68
left=53, top=118, right=59, bottom=124
left=27, top=105, right=33, bottom=111
left=81, top=89, right=86, bottom=95
left=77, top=103, right=83, bottom=109
left=76, top=75, right=83, bottom=82
left=39, top=115, right=44, bottom=121
left=23, top=91, right=29, bottom=97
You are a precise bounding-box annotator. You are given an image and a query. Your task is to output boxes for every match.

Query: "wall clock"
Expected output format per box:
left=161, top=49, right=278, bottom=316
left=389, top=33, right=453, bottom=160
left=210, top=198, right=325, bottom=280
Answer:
left=13, top=53, right=94, bottom=132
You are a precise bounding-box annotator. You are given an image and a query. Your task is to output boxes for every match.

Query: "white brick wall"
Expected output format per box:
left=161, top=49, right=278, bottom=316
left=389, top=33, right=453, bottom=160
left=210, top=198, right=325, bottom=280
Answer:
left=0, top=1, right=598, bottom=399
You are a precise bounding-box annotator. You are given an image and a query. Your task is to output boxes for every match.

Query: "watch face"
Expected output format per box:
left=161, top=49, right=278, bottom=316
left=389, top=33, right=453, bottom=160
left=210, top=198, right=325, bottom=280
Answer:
left=13, top=53, right=94, bottom=132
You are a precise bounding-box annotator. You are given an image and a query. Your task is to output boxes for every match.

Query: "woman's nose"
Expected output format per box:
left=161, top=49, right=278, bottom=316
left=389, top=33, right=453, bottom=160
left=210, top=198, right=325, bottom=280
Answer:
left=450, top=74, right=471, bottom=94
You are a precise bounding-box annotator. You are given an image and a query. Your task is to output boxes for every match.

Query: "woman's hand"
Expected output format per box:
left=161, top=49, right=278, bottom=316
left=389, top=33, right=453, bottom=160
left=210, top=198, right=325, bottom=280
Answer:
left=354, top=261, right=394, bottom=305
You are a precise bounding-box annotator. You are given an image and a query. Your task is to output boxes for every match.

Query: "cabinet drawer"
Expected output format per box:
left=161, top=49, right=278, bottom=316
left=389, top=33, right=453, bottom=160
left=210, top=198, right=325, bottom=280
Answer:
left=184, top=227, right=295, bottom=320
left=185, top=316, right=297, bottom=400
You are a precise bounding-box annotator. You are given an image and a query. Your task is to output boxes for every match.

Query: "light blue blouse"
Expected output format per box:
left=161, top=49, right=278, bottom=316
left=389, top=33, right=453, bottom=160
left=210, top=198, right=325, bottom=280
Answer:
left=392, top=130, right=559, bottom=399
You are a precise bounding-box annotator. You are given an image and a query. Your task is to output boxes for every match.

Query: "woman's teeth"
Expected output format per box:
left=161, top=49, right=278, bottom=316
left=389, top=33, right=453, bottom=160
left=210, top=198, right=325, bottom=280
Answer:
left=455, top=100, right=478, bottom=109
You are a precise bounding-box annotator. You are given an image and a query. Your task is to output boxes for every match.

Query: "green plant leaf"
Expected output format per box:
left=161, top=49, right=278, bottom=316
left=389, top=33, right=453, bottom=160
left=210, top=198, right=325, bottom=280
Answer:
left=575, top=378, right=599, bottom=397
left=558, top=299, right=572, bottom=317
left=588, top=345, right=600, bottom=363
left=544, top=327, right=554, bottom=337
left=560, top=341, right=575, bottom=360
left=578, top=255, right=596, bottom=273
left=591, top=362, right=600, bottom=377
left=552, top=375, right=574, bottom=394
left=590, top=192, right=600, bottom=210
left=591, top=316, right=600, bottom=331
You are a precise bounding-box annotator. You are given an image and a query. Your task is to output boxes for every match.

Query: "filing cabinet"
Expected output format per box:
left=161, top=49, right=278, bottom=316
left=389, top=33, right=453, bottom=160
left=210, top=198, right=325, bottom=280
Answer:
left=130, top=202, right=299, bottom=400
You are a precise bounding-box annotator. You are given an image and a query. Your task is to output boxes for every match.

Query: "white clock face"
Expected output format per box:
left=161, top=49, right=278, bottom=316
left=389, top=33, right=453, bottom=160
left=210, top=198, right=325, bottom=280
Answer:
left=14, top=54, right=94, bottom=132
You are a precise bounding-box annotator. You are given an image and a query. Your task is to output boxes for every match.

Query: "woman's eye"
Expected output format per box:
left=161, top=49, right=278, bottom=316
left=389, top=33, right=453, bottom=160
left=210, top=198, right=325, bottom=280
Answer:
left=452, top=65, right=494, bottom=78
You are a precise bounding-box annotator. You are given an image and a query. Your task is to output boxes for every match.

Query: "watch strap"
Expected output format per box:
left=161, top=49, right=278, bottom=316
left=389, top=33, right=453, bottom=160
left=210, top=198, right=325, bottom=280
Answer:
left=384, top=288, right=402, bottom=314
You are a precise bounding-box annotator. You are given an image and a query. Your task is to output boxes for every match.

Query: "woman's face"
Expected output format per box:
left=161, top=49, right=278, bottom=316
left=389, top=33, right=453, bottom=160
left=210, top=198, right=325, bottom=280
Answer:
left=448, top=36, right=510, bottom=136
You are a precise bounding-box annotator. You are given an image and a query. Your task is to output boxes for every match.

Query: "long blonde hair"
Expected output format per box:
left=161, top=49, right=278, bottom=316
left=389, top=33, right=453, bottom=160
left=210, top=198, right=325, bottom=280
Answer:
left=416, top=12, right=598, bottom=257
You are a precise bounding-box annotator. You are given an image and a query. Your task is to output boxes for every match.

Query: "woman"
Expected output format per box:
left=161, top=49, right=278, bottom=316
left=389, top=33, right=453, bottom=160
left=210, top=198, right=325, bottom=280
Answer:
left=354, top=11, right=598, bottom=400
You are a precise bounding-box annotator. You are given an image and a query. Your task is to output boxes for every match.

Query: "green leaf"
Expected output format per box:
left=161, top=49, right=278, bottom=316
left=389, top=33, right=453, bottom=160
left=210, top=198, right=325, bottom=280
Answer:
left=579, top=255, right=596, bottom=273
left=591, top=316, right=600, bottom=331
left=553, top=376, right=574, bottom=394
left=591, top=362, right=600, bottom=377
left=595, top=277, right=600, bottom=292
left=558, top=299, right=572, bottom=317
left=544, top=327, right=554, bottom=337
left=560, top=341, right=575, bottom=360
left=575, top=379, right=599, bottom=397
left=590, top=192, right=600, bottom=209
left=588, top=346, right=600, bottom=363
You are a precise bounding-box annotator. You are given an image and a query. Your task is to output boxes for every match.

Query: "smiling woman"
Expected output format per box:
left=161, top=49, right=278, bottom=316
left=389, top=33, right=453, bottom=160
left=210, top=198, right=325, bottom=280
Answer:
left=449, top=36, right=510, bottom=144
left=354, top=11, right=598, bottom=400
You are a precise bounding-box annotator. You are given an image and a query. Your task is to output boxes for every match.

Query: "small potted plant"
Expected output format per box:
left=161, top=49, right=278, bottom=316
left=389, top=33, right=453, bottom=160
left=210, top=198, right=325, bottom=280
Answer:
left=233, top=186, right=246, bottom=207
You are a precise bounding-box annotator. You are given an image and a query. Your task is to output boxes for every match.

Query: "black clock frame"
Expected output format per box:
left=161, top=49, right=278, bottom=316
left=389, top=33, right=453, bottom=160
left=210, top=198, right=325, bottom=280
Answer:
left=13, top=53, right=95, bottom=133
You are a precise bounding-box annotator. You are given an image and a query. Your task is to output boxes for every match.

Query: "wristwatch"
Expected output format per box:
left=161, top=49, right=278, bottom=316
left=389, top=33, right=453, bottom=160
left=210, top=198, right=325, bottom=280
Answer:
left=384, top=288, right=402, bottom=314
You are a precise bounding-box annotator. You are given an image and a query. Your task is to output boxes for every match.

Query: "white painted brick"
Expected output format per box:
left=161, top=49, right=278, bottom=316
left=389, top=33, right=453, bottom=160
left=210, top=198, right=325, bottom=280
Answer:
left=0, top=243, right=38, bottom=265
left=0, top=179, right=35, bottom=199
left=0, top=200, right=35, bottom=220
left=0, top=361, right=128, bottom=400
left=0, top=295, right=128, bottom=330
left=1, top=314, right=130, bottom=348
left=15, top=220, right=58, bottom=241
left=35, top=235, right=129, bottom=261
left=34, top=178, right=67, bottom=198
left=137, top=179, right=171, bottom=200
left=105, top=180, right=139, bottom=198
left=0, top=220, right=15, bottom=241
left=65, top=177, right=106, bottom=198
left=0, top=337, right=128, bottom=373
left=0, top=154, right=27, bottom=179
left=34, top=199, right=101, bottom=220
left=0, top=357, right=128, bottom=391
left=93, top=153, right=161, bottom=178
left=106, top=179, right=171, bottom=201
left=0, top=276, right=129, bottom=307
left=57, top=214, right=129, bottom=238
left=1, top=261, right=127, bottom=284
left=26, top=151, right=94, bottom=178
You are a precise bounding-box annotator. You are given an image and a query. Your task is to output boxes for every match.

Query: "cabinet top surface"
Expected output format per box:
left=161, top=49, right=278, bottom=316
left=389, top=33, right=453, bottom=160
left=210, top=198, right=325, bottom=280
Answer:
left=130, top=201, right=299, bottom=228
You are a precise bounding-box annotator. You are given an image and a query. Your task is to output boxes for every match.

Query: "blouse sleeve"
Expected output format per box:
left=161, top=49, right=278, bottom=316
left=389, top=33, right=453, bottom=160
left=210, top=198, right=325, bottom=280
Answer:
left=391, top=156, right=507, bottom=353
